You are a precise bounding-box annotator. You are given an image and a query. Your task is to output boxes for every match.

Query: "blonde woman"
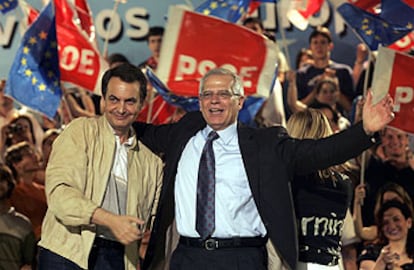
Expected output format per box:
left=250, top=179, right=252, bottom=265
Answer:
left=287, top=109, right=354, bottom=270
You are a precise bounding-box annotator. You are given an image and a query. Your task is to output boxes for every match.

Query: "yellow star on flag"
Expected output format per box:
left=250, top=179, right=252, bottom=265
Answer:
left=50, top=41, right=57, bottom=48
left=210, top=1, right=218, bottom=9
left=25, top=69, right=32, bottom=77
left=45, top=51, right=52, bottom=59
left=39, top=31, right=48, bottom=40
left=38, top=83, right=46, bottom=91
left=21, top=58, right=27, bottom=66
left=365, top=29, right=373, bottom=35
left=32, top=77, right=38, bottom=85
left=48, top=71, right=54, bottom=78
left=23, top=46, right=30, bottom=54
left=203, top=9, right=211, bottom=15
left=28, top=37, right=37, bottom=45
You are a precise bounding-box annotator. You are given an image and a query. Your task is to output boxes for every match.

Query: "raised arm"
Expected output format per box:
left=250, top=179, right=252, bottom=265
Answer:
left=353, top=183, right=378, bottom=241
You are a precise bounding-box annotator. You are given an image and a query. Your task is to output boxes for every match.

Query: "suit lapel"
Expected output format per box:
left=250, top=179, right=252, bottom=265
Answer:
left=238, top=126, right=261, bottom=201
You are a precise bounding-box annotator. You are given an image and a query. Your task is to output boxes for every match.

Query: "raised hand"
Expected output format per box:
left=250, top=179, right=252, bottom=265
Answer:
left=362, top=90, right=394, bottom=135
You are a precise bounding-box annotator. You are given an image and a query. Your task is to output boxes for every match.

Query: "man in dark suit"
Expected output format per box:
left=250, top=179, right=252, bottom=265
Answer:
left=134, top=68, right=394, bottom=270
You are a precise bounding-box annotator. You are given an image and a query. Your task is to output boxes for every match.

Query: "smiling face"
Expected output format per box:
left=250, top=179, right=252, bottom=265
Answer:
left=199, top=74, right=244, bottom=131
left=381, top=128, right=409, bottom=159
left=382, top=207, right=412, bottom=242
left=103, top=77, right=142, bottom=138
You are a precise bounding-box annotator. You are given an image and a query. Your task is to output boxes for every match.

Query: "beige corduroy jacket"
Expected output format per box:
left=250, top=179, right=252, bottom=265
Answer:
left=39, top=116, right=163, bottom=270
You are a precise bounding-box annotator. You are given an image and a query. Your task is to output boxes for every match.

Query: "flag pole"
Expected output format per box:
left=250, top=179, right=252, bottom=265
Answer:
left=102, top=0, right=126, bottom=59
left=359, top=50, right=373, bottom=188
left=275, top=1, right=291, bottom=69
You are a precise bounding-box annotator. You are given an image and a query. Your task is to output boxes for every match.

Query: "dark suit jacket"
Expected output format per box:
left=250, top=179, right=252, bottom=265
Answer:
left=134, top=111, right=376, bottom=270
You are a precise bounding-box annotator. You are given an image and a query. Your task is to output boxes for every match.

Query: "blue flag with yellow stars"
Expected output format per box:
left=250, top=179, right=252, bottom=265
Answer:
left=380, top=0, right=414, bottom=29
left=5, top=1, right=62, bottom=119
left=337, top=2, right=413, bottom=51
left=145, top=68, right=200, bottom=112
left=195, top=0, right=250, bottom=23
left=0, top=0, right=18, bottom=14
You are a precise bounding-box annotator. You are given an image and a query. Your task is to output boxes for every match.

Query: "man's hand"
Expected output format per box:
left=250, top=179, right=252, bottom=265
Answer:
left=107, top=215, right=145, bottom=245
left=362, top=90, right=394, bottom=135
left=92, top=208, right=145, bottom=245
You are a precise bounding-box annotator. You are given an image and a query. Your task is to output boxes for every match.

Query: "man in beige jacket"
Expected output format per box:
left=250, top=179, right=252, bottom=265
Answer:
left=38, top=63, right=163, bottom=270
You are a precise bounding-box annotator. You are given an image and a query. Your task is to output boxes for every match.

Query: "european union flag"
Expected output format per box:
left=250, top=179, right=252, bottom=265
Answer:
left=380, top=0, right=414, bottom=29
left=5, top=2, right=62, bottom=119
left=238, top=95, right=265, bottom=126
left=146, top=68, right=199, bottom=112
left=337, top=3, right=412, bottom=51
left=0, top=0, right=18, bottom=14
left=195, top=0, right=250, bottom=23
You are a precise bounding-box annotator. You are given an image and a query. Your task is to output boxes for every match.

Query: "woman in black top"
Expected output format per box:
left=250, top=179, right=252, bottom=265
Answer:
left=287, top=109, right=353, bottom=269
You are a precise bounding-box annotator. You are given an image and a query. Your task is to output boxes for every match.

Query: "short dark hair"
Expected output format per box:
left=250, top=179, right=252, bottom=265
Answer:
left=242, top=17, right=264, bottom=31
left=309, top=26, right=332, bottom=44
left=101, top=63, right=147, bottom=104
left=147, top=26, right=164, bottom=41
left=108, top=53, right=130, bottom=66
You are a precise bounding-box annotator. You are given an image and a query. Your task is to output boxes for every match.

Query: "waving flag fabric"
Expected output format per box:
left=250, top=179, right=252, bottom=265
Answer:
left=19, top=0, right=39, bottom=29
left=248, top=0, right=277, bottom=15
left=337, top=3, right=412, bottom=50
left=379, top=0, right=414, bottom=28
left=74, top=0, right=96, bottom=44
left=371, top=47, right=414, bottom=134
left=5, top=2, right=62, bottom=118
left=146, top=68, right=199, bottom=112
left=55, top=0, right=108, bottom=94
left=0, top=0, right=18, bottom=14
left=195, top=0, right=250, bottom=23
left=157, top=6, right=277, bottom=98
left=287, top=0, right=324, bottom=31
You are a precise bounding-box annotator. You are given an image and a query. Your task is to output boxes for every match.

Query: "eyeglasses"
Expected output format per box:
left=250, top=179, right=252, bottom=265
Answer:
left=199, top=90, right=239, bottom=100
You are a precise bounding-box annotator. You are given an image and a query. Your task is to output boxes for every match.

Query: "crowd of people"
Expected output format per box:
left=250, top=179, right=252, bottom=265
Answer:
left=0, top=19, right=413, bottom=270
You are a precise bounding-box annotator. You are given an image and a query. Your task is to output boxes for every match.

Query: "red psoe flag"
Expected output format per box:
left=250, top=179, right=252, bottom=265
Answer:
left=54, top=0, right=108, bottom=94
left=372, top=47, right=414, bottom=134
left=157, top=6, right=277, bottom=98
left=74, top=0, right=96, bottom=44
left=388, top=32, right=414, bottom=52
